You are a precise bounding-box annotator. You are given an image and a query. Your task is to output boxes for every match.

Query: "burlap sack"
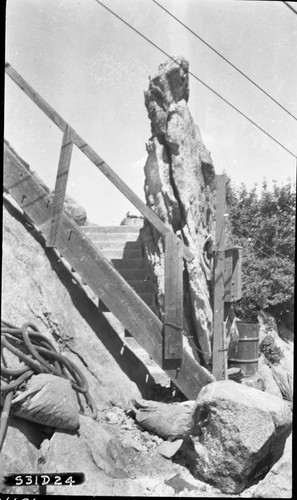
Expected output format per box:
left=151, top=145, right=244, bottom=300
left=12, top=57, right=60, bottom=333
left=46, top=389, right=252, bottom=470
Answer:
left=9, top=373, right=80, bottom=430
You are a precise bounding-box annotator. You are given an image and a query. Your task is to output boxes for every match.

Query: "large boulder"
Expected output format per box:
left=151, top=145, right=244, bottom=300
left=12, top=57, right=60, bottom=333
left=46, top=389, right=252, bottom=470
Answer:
left=186, top=380, right=292, bottom=494
left=141, top=56, right=216, bottom=366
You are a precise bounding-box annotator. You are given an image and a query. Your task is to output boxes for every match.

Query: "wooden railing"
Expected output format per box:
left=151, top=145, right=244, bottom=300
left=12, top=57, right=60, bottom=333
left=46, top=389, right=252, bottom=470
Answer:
left=5, top=63, right=194, bottom=263
left=5, top=62, right=194, bottom=361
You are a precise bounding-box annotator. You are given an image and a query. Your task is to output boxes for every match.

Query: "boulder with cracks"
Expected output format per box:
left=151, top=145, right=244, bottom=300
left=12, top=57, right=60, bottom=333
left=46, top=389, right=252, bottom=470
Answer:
left=181, top=381, right=292, bottom=494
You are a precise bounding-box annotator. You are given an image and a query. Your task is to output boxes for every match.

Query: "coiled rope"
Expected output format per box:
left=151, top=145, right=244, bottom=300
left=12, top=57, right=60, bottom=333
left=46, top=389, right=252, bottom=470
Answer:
left=0, top=319, right=97, bottom=452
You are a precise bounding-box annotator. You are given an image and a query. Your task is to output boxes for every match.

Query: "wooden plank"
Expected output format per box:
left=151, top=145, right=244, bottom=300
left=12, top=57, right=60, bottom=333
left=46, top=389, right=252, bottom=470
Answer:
left=91, top=248, right=142, bottom=260
left=224, top=247, right=242, bottom=302
left=81, top=226, right=141, bottom=233
left=5, top=63, right=67, bottom=132
left=5, top=62, right=194, bottom=263
left=3, top=144, right=52, bottom=225
left=164, top=232, right=183, bottom=360
left=46, top=125, right=74, bottom=247
left=231, top=247, right=242, bottom=301
left=3, top=146, right=215, bottom=399
left=89, top=240, right=142, bottom=250
left=212, top=174, right=228, bottom=380
left=224, top=248, right=233, bottom=302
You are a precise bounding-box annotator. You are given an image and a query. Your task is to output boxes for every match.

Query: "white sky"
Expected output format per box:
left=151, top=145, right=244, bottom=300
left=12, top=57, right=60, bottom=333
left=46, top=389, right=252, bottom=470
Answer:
left=5, top=0, right=297, bottom=225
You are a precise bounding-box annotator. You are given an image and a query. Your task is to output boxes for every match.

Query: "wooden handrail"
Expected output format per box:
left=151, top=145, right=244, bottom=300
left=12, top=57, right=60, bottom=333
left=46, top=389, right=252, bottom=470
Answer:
left=5, top=62, right=194, bottom=263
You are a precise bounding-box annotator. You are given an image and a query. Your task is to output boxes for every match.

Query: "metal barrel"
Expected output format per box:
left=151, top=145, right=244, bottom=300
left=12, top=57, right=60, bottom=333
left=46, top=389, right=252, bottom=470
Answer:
left=228, top=321, right=260, bottom=377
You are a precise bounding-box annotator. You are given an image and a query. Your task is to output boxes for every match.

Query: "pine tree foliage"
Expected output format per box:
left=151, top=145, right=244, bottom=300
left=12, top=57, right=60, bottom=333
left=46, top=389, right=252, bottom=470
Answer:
left=226, top=178, right=295, bottom=329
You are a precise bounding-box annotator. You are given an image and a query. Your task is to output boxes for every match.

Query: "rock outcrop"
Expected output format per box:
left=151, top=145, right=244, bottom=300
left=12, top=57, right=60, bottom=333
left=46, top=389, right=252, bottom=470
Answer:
left=141, top=57, right=216, bottom=366
left=0, top=415, right=44, bottom=495
left=1, top=200, right=142, bottom=494
left=258, top=310, right=293, bottom=401
left=120, top=212, right=144, bottom=226
left=187, top=380, right=292, bottom=494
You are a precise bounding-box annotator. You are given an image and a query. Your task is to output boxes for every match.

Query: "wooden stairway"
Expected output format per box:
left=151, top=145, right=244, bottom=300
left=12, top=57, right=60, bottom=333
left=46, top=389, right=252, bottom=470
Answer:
left=81, top=225, right=156, bottom=313
left=4, top=62, right=215, bottom=399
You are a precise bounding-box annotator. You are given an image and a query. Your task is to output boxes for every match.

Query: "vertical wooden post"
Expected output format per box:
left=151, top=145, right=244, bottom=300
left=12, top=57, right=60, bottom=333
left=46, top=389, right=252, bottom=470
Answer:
left=47, top=125, right=74, bottom=247
left=163, top=232, right=183, bottom=361
left=212, top=174, right=228, bottom=380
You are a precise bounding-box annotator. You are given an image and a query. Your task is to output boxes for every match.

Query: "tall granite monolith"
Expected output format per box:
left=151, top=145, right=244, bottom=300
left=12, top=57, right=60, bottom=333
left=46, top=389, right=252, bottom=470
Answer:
left=141, top=57, right=216, bottom=366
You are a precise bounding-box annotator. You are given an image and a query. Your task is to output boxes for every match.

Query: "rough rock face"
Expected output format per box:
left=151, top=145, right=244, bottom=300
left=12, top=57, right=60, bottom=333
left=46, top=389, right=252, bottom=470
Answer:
left=258, top=310, right=293, bottom=401
left=1, top=200, right=143, bottom=493
left=0, top=415, right=43, bottom=495
left=63, top=194, right=87, bottom=226
left=242, top=432, right=292, bottom=498
left=185, top=380, right=292, bottom=494
left=41, top=415, right=148, bottom=496
left=2, top=203, right=141, bottom=408
left=257, top=354, right=283, bottom=398
left=120, top=212, right=144, bottom=226
left=141, top=57, right=216, bottom=366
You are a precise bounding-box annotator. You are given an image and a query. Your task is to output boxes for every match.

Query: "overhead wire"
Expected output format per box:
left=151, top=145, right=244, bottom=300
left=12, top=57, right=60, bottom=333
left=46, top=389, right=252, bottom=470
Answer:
left=230, top=223, right=295, bottom=266
left=152, top=0, right=297, bottom=121
left=93, top=1, right=295, bottom=296
left=283, top=1, right=297, bottom=15
left=93, top=0, right=297, bottom=160
left=242, top=240, right=294, bottom=295
left=233, top=228, right=295, bottom=264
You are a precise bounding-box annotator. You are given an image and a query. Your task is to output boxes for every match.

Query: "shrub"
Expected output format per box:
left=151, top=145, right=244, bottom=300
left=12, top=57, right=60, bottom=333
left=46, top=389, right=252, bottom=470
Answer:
left=259, top=335, right=284, bottom=365
left=226, top=177, right=295, bottom=330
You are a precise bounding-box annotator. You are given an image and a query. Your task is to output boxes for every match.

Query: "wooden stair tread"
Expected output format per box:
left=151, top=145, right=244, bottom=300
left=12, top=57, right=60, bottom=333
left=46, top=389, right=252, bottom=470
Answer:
left=115, top=268, right=148, bottom=280
left=84, top=240, right=142, bottom=249
left=110, top=258, right=146, bottom=269
left=96, top=248, right=143, bottom=259
left=82, top=225, right=141, bottom=233
left=84, top=233, right=141, bottom=243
